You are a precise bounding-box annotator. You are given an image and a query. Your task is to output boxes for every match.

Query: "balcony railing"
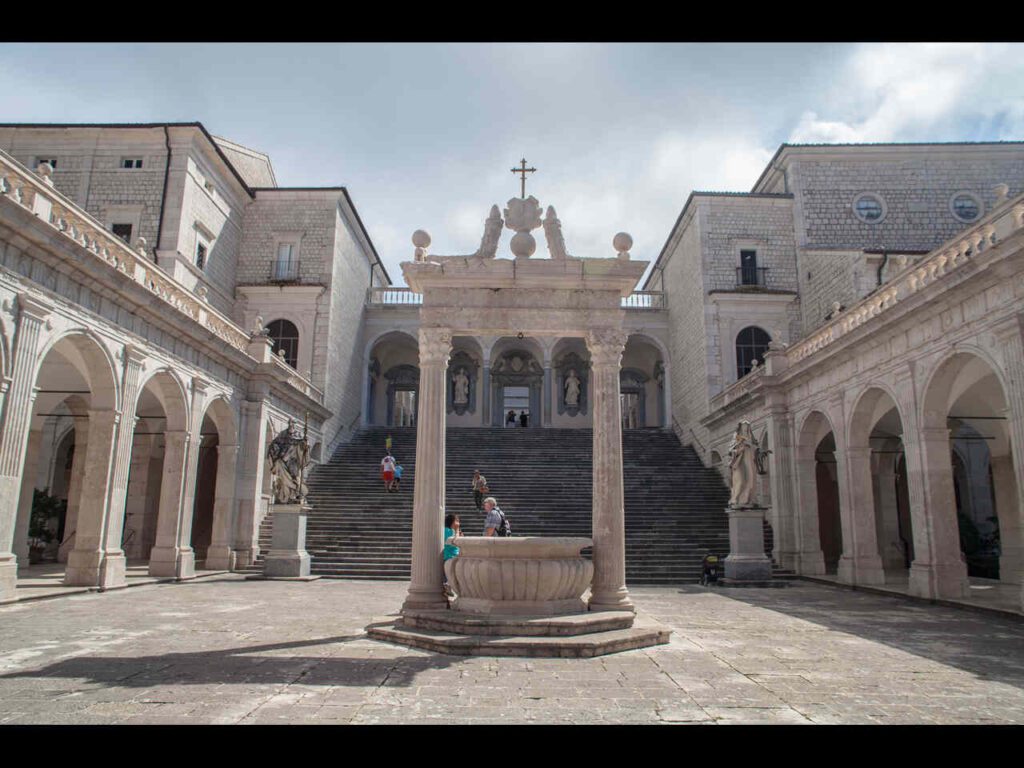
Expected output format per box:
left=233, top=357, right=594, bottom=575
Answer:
left=735, top=266, right=769, bottom=288
left=621, top=291, right=665, bottom=310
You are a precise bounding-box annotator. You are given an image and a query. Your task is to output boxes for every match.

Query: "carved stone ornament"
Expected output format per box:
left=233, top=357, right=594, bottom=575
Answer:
left=555, top=351, right=591, bottom=417
left=503, top=196, right=544, bottom=233
left=476, top=205, right=503, bottom=259
left=418, top=329, right=453, bottom=365
left=586, top=328, right=629, bottom=366
left=267, top=419, right=310, bottom=505
left=447, top=350, right=480, bottom=416
left=543, top=205, right=571, bottom=260
left=491, top=349, right=544, bottom=384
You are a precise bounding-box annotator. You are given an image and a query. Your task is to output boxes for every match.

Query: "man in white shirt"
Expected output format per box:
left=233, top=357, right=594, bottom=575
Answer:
left=381, top=453, right=397, bottom=492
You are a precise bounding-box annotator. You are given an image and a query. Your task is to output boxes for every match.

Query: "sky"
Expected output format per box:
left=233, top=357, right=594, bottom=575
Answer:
left=2, top=42, right=1023, bottom=286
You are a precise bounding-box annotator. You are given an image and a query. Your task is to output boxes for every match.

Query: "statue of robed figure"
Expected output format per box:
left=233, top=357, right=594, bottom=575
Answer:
left=727, top=420, right=771, bottom=507
left=267, top=418, right=310, bottom=504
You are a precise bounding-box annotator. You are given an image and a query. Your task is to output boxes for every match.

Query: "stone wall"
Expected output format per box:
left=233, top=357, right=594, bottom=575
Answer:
left=213, top=138, right=276, bottom=188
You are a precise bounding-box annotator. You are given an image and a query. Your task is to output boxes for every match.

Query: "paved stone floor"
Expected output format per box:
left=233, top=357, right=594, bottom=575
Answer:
left=0, top=575, right=1022, bottom=725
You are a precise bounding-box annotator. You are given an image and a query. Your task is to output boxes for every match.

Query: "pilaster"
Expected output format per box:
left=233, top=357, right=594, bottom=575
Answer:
left=148, top=429, right=195, bottom=579
left=206, top=443, right=240, bottom=570
left=837, top=445, right=886, bottom=585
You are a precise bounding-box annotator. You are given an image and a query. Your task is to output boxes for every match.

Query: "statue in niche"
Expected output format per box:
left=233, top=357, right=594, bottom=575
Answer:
left=267, top=418, right=310, bottom=505
left=727, top=421, right=771, bottom=507
left=564, top=369, right=581, bottom=407
left=453, top=368, right=470, bottom=405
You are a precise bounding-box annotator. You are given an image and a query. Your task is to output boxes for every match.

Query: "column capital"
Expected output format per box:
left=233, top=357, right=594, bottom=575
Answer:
left=16, top=293, right=53, bottom=323
left=418, top=328, right=452, bottom=365
left=121, top=343, right=147, bottom=368
left=586, top=328, right=628, bottom=366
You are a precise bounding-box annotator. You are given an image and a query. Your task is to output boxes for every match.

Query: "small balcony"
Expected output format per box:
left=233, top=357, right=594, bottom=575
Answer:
left=270, top=259, right=300, bottom=283
left=621, top=291, right=665, bottom=310
left=735, top=266, right=768, bottom=288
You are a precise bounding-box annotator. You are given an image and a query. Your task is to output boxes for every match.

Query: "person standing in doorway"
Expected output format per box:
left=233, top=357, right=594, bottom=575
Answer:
left=519, top=410, right=528, bottom=428
left=506, top=409, right=516, bottom=428
left=472, top=469, right=488, bottom=510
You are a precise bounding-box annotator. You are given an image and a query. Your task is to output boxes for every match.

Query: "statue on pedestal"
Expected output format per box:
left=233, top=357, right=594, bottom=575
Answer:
left=727, top=420, right=769, bottom=507
left=564, top=369, right=581, bottom=407
left=453, top=368, right=470, bottom=405
left=267, top=418, right=310, bottom=504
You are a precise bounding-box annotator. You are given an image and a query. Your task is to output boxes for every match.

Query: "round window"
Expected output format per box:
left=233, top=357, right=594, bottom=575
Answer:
left=853, top=194, right=886, bottom=223
left=950, top=193, right=982, bottom=223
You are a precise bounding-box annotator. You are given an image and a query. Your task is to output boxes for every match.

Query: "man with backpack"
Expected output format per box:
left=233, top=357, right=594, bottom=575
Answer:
left=482, top=496, right=511, bottom=537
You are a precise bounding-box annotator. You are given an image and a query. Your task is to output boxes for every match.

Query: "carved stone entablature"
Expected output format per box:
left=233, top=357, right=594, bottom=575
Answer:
left=491, top=349, right=544, bottom=386
left=447, top=350, right=480, bottom=416
left=556, top=351, right=591, bottom=417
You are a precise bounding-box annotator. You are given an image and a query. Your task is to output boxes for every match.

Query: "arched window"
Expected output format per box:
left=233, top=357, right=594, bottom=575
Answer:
left=267, top=319, right=299, bottom=369
left=736, top=326, right=771, bottom=379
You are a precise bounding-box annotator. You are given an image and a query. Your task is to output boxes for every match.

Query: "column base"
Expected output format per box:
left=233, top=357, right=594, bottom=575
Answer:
left=0, top=555, right=17, bottom=603
left=588, top=586, right=635, bottom=614
left=205, top=546, right=237, bottom=572
left=64, top=549, right=127, bottom=589
left=148, top=547, right=196, bottom=580
left=402, top=588, right=449, bottom=613
left=234, top=548, right=255, bottom=569
left=796, top=549, right=826, bottom=575
left=909, top=560, right=969, bottom=599
left=837, top=554, right=886, bottom=586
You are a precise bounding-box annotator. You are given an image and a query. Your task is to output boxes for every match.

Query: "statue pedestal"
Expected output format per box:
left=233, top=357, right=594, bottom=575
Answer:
left=722, top=504, right=773, bottom=585
left=262, top=504, right=314, bottom=579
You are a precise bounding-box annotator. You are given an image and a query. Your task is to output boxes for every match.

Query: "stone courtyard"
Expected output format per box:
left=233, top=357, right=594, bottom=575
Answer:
left=1, top=577, right=1022, bottom=725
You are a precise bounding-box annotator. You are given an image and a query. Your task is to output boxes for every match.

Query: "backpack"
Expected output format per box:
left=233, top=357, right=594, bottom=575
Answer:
left=495, top=508, right=511, bottom=537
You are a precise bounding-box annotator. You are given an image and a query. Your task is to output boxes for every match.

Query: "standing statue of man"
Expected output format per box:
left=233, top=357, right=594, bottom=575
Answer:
left=267, top=419, right=310, bottom=504
left=453, top=368, right=470, bottom=405
left=564, top=369, right=581, bottom=407
left=727, top=421, right=758, bottom=507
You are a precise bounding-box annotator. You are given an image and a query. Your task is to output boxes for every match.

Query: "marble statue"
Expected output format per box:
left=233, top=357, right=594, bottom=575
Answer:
left=543, top=205, right=570, bottom=260
left=267, top=419, right=310, bottom=504
left=453, top=367, right=470, bottom=405
left=565, top=369, right=581, bottom=407
left=476, top=205, right=503, bottom=259
left=727, top=421, right=758, bottom=507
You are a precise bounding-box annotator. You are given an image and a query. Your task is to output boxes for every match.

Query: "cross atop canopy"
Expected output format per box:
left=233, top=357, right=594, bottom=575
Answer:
left=510, top=158, right=536, bottom=199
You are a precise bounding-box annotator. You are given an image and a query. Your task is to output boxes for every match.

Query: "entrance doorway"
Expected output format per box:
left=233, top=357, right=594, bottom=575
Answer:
left=503, top=386, right=530, bottom=427
left=394, top=390, right=417, bottom=427
left=621, top=392, right=640, bottom=430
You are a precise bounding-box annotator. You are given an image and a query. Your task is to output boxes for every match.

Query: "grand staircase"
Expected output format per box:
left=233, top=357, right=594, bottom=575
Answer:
left=246, top=426, right=778, bottom=585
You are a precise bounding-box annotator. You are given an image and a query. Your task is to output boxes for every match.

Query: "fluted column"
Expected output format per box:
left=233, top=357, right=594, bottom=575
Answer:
left=59, top=417, right=90, bottom=563
left=402, top=327, right=451, bottom=612
left=837, top=446, right=886, bottom=585
left=587, top=328, right=633, bottom=612
left=993, top=322, right=1024, bottom=605
left=206, top=444, right=239, bottom=570
left=234, top=397, right=269, bottom=568
left=13, top=428, right=43, bottom=567
left=0, top=295, right=50, bottom=602
left=148, top=430, right=195, bottom=579
left=65, top=408, right=121, bottom=587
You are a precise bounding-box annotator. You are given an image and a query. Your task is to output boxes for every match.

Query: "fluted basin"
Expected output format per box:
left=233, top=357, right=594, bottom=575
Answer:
left=445, top=536, right=594, bottom=615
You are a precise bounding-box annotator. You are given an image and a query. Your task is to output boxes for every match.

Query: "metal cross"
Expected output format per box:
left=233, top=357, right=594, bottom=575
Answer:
left=510, top=158, right=536, bottom=199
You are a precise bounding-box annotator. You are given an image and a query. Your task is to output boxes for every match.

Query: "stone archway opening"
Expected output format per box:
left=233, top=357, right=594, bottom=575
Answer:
left=367, top=332, right=419, bottom=427
left=490, top=337, right=545, bottom=428
left=191, top=413, right=219, bottom=564
left=622, top=335, right=668, bottom=429
left=814, top=432, right=842, bottom=574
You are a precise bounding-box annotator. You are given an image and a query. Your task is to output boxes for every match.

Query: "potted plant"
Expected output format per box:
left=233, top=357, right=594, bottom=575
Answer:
left=28, top=490, right=65, bottom=564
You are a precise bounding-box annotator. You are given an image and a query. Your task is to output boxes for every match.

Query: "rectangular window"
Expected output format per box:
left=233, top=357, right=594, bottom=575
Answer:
left=121, top=157, right=143, bottom=169
left=739, top=250, right=758, bottom=285
left=273, top=242, right=298, bottom=280
left=111, top=223, right=132, bottom=243
left=196, top=241, right=207, bottom=270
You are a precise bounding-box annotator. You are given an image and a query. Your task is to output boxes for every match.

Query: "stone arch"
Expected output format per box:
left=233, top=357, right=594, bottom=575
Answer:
left=490, top=338, right=545, bottom=428
left=32, top=328, right=120, bottom=412
left=365, top=330, right=419, bottom=426
left=266, top=317, right=301, bottom=369
left=624, top=332, right=670, bottom=427
left=193, top=395, right=240, bottom=569
left=920, top=349, right=1017, bottom=584
left=134, top=367, right=190, bottom=432
left=794, top=409, right=836, bottom=575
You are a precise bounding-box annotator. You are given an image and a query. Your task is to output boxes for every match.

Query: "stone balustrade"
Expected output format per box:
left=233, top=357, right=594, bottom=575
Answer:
left=366, top=285, right=666, bottom=311
left=788, top=196, right=1024, bottom=365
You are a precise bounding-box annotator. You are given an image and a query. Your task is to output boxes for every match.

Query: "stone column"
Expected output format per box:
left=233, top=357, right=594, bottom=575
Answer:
left=205, top=444, right=239, bottom=570
left=793, top=448, right=827, bottom=575
left=59, top=417, right=89, bottom=563
left=909, top=426, right=969, bottom=599
left=13, top=427, right=43, bottom=567
left=765, top=404, right=800, bottom=571
left=148, top=430, right=195, bottom=579
left=992, top=455, right=1022, bottom=585
left=993, top=321, right=1024, bottom=607
left=402, top=327, right=451, bottom=612
left=837, top=446, right=886, bottom=585
left=234, top=396, right=269, bottom=567
left=65, top=409, right=122, bottom=588
left=96, top=345, right=145, bottom=588
left=542, top=351, right=552, bottom=427
left=481, top=359, right=491, bottom=427
left=873, top=455, right=906, bottom=572
left=0, top=295, right=50, bottom=602
left=587, top=328, right=633, bottom=612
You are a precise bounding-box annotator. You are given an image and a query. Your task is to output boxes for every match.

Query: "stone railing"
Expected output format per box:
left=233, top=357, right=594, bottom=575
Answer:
left=0, top=150, right=324, bottom=404
left=367, top=286, right=423, bottom=305
left=621, top=290, right=666, bottom=310
left=788, top=194, right=1024, bottom=365
left=270, top=353, right=324, bottom=402
left=709, top=366, right=766, bottom=413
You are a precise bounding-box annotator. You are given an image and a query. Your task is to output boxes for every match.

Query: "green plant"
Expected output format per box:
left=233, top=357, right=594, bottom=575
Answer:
left=28, top=489, right=66, bottom=548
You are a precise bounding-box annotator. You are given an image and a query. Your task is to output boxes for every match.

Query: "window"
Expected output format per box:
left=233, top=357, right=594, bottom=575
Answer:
left=736, top=326, right=771, bottom=379
left=273, top=242, right=299, bottom=281
left=195, top=240, right=207, bottom=270
left=121, top=157, right=143, bottom=169
left=111, top=223, right=133, bottom=243
left=853, top=193, right=886, bottom=223
left=739, top=249, right=760, bottom=286
left=267, top=319, right=299, bottom=368
left=950, top=193, right=982, bottom=223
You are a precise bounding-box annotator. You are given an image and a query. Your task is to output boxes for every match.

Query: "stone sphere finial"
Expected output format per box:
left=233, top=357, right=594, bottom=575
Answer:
left=994, top=183, right=1010, bottom=205
left=36, top=162, right=55, bottom=185
left=412, top=229, right=431, bottom=262
left=510, top=231, right=537, bottom=259
left=613, top=232, right=633, bottom=260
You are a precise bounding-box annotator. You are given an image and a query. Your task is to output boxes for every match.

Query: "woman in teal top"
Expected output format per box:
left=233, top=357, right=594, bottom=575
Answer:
left=443, top=514, right=461, bottom=597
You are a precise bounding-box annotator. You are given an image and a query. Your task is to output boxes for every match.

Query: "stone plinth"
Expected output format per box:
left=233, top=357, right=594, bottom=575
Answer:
left=262, top=504, right=312, bottom=578
left=723, top=505, right=773, bottom=584
left=446, top=536, right=593, bottom=615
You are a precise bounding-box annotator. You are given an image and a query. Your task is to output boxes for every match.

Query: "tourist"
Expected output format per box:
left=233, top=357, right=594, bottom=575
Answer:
left=472, top=469, right=487, bottom=510
left=506, top=409, right=516, bottom=428
left=394, top=461, right=403, bottom=491
left=380, top=453, right=396, bottom=492
left=519, top=410, right=528, bottom=428
left=443, top=513, right=461, bottom=597
left=385, top=433, right=392, bottom=454
left=482, top=496, right=510, bottom=537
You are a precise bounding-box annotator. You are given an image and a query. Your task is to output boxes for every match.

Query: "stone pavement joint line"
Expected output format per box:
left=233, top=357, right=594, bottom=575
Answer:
left=0, top=576, right=1021, bottom=724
